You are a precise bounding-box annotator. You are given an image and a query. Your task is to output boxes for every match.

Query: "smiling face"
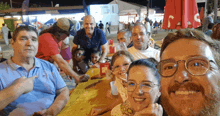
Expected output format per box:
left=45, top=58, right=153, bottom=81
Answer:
left=11, top=30, right=38, bottom=59
left=117, top=32, right=130, bottom=46
left=160, top=38, right=220, bottom=116
left=91, top=53, right=100, bottom=64
left=112, top=55, right=132, bottom=80
left=83, top=15, right=95, bottom=36
left=127, top=65, right=160, bottom=112
left=131, top=25, right=150, bottom=50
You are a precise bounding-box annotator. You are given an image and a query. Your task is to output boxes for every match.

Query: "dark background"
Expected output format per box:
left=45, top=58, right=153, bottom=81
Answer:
left=1, top=0, right=166, bottom=10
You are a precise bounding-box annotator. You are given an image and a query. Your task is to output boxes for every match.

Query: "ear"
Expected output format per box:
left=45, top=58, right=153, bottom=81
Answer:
left=10, top=39, right=15, bottom=48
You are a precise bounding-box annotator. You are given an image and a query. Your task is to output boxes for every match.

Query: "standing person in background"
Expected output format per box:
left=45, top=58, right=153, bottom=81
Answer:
left=203, top=11, right=214, bottom=32
left=1, top=24, right=10, bottom=46
left=205, top=23, right=214, bottom=36
left=36, top=18, right=89, bottom=84
left=106, top=22, right=110, bottom=34
left=145, top=18, right=151, bottom=33
left=99, top=21, right=104, bottom=31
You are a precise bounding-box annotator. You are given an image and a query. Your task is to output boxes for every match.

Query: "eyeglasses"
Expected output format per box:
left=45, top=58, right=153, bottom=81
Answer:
left=127, top=81, right=159, bottom=93
left=157, top=56, right=214, bottom=77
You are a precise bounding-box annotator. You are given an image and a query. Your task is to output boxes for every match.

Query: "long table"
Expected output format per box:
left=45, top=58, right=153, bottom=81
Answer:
left=58, top=68, right=115, bottom=116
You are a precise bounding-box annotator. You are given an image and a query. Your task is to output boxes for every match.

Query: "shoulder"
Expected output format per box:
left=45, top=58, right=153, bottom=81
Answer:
left=39, top=33, right=53, bottom=40
left=76, top=29, right=85, bottom=35
left=0, top=61, right=7, bottom=70
left=35, top=58, right=56, bottom=69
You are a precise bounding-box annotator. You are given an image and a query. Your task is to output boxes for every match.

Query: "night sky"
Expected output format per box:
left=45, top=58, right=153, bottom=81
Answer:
left=1, top=0, right=165, bottom=10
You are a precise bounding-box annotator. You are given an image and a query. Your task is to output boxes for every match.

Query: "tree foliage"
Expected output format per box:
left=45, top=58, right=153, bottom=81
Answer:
left=0, top=2, right=10, bottom=10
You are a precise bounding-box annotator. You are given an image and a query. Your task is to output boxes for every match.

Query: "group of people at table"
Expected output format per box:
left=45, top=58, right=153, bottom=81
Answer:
left=0, top=15, right=219, bottom=116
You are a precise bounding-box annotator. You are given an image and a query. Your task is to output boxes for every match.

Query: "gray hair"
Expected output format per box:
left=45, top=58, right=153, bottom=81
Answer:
left=117, top=29, right=131, bottom=40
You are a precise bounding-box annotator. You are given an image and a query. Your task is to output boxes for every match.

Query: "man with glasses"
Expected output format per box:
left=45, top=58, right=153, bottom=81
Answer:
left=157, top=29, right=220, bottom=116
left=128, top=24, right=160, bottom=61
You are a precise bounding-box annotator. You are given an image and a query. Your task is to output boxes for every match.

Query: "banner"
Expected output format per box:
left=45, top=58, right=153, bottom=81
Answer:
left=83, top=0, right=90, bottom=15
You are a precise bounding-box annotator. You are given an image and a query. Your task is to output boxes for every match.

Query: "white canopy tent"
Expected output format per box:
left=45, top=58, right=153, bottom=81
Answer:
left=109, top=0, right=155, bottom=23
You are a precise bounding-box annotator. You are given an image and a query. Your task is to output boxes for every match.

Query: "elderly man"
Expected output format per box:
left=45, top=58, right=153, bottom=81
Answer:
left=0, top=26, right=69, bottom=116
left=72, top=15, right=108, bottom=63
left=157, top=29, right=220, bottom=116
left=117, top=29, right=133, bottom=48
left=128, top=24, right=160, bottom=61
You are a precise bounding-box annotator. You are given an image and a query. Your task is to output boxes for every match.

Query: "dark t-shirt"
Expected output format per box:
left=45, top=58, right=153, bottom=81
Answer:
left=73, top=28, right=107, bottom=61
left=99, top=23, right=104, bottom=29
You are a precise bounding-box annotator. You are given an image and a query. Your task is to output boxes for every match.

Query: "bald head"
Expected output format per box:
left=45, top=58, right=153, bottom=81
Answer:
left=83, top=15, right=96, bottom=37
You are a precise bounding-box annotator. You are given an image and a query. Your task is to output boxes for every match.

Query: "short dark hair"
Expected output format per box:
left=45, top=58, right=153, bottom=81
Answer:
left=91, top=49, right=101, bottom=56
left=161, top=29, right=220, bottom=68
left=110, top=50, right=134, bottom=70
left=12, top=26, right=38, bottom=41
left=72, top=48, right=85, bottom=56
left=127, top=58, right=160, bottom=84
left=2, top=24, right=5, bottom=26
left=208, top=23, right=215, bottom=29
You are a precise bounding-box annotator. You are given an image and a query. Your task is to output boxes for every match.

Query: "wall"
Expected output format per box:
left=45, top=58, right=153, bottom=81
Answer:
left=89, top=4, right=119, bottom=26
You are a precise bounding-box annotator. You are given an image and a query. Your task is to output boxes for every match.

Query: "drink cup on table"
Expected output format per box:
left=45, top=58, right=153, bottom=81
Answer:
left=110, top=81, right=118, bottom=95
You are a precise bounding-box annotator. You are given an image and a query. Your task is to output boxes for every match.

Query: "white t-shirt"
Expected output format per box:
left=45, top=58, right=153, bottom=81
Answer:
left=128, top=46, right=160, bottom=62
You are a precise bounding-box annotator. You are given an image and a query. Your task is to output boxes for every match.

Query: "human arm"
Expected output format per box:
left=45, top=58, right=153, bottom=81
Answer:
left=0, top=76, right=36, bottom=110
left=38, top=87, right=69, bottom=116
left=51, top=54, right=80, bottom=82
left=90, top=90, right=123, bottom=116
left=99, top=42, right=108, bottom=62
left=71, top=43, right=78, bottom=57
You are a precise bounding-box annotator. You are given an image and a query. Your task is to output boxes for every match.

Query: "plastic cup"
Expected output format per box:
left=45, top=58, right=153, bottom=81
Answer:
left=110, top=81, right=118, bottom=95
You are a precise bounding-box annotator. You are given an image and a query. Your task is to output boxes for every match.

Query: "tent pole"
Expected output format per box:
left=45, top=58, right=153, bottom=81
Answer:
left=214, top=0, right=218, bottom=22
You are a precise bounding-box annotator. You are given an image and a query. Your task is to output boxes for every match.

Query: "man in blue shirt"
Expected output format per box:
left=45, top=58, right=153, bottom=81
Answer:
left=72, top=15, right=108, bottom=63
left=0, top=26, right=69, bottom=116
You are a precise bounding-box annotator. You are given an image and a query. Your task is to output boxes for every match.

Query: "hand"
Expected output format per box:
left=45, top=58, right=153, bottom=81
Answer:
left=90, top=106, right=107, bottom=116
left=13, top=75, right=37, bottom=94
left=79, top=74, right=90, bottom=82
left=37, top=109, right=54, bottom=116
left=134, top=103, right=163, bottom=116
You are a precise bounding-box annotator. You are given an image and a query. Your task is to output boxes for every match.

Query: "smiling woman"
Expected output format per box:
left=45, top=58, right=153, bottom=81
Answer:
left=111, top=58, right=163, bottom=116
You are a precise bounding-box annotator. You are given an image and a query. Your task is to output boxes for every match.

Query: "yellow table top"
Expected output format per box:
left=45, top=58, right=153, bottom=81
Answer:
left=58, top=68, right=113, bottom=116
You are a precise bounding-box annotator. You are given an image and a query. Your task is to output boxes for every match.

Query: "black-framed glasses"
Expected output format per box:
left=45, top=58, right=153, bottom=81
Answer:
left=157, top=56, right=214, bottom=77
left=127, top=81, right=159, bottom=93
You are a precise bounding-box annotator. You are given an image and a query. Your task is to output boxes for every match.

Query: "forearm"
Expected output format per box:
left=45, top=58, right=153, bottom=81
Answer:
left=47, top=88, right=69, bottom=115
left=99, top=50, right=108, bottom=62
left=57, top=60, right=80, bottom=82
left=106, top=95, right=123, bottom=111
left=0, top=84, right=24, bottom=110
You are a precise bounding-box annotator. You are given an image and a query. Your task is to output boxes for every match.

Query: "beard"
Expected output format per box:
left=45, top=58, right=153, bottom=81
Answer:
left=161, top=89, right=220, bottom=116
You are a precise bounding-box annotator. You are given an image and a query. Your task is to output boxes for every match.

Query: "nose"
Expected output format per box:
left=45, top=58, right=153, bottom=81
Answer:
left=174, top=61, right=191, bottom=84
left=118, top=65, right=126, bottom=72
left=137, top=34, right=141, bottom=39
left=26, top=39, right=32, bottom=46
left=134, top=84, right=144, bottom=95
